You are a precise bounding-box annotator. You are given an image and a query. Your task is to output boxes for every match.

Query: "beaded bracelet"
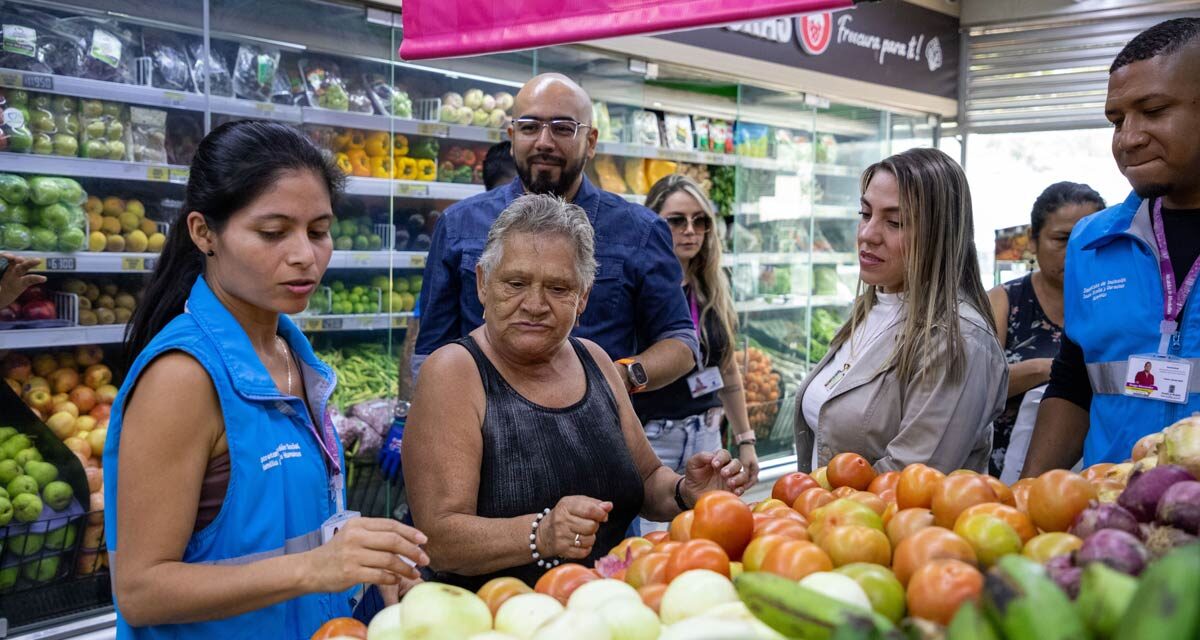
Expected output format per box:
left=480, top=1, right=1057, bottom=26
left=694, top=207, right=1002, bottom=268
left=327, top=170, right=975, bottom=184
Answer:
left=530, top=507, right=561, bottom=569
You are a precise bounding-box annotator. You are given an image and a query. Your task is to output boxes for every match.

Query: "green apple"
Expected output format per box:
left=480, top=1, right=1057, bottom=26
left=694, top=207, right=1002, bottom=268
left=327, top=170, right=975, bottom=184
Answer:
left=106, top=121, right=124, bottom=140
left=102, top=102, right=122, bottom=118
left=22, top=555, right=60, bottom=582
left=14, top=447, right=42, bottom=466
left=32, top=132, right=53, bottom=154
left=58, top=227, right=86, bottom=252
left=7, top=475, right=39, bottom=499
left=24, top=460, right=57, bottom=489
left=106, top=140, right=126, bottom=160
left=53, top=96, right=76, bottom=113
left=84, top=139, right=108, bottom=158
left=0, top=496, right=11, bottom=526
left=8, top=531, right=44, bottom=555
left=30, top=226, right=57, bottom=252
left=45, top=522, right=77, bottom=549
left=42, top=480, right=71, bottom=511
left=85, top=120, right=106, bottom=138
left=52, top=133, right=78, bottom=156
left=1, top=434, right=31, bottom=458
left=12, top=491, right=42, bottom=522
left=834, top=563, right=907, bottom=623
left=81, top=100, right=103, bottom=118
left=0, top=566, right=17, bottom=591
left=0, top=459, right=21, bottom=485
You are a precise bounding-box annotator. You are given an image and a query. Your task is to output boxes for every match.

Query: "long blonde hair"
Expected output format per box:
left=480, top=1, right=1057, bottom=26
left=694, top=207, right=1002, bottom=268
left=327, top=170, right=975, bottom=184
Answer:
left=646, top=174, right=738, bottom=368
left=831, top=148, right=994, bottom=383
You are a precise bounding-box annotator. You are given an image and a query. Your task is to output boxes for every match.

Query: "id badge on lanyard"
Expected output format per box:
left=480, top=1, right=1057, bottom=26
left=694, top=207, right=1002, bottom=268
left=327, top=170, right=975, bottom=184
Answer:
left=685, top=289, right=724, bottom=398
left=1123, top=199, right=1196, bottom=404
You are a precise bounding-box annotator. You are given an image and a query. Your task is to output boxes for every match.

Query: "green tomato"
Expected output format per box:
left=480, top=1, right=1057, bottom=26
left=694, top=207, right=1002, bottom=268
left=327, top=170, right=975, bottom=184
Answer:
left=834, top=563, right=906, bottom=623
left=955, top=513, right=1023, bottom=568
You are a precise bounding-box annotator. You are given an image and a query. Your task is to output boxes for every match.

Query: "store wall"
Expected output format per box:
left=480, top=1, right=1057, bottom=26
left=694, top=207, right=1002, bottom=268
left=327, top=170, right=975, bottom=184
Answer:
left=961, top=0, right=1186, bottom=25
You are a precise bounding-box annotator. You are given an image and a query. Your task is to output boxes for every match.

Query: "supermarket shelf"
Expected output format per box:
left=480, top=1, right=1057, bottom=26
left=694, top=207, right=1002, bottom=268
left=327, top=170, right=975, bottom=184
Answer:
left=723, top=252, right=857, bottom=266
left=326, top=251, right=429, bottom=270
left=0, top=154, right=189, bottom=184
left=813, top=164, right=860, bottom=178
left=22, top=251, right=429, bottom=273
left=734, top=294, right=854, bottom=313
left=736, top=203, right=859, bottom=222
left=0, top=312, right=415, bottom=348
left=344, top=177, right=483, bottom=199
left=598, top=142, right=737, bottom=167
left=620, top=193, right=647, bottom=205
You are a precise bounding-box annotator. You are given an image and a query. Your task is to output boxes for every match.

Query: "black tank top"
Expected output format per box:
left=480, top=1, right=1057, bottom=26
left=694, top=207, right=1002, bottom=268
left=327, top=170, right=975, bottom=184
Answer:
left=436, top=335, right=645, bottom=590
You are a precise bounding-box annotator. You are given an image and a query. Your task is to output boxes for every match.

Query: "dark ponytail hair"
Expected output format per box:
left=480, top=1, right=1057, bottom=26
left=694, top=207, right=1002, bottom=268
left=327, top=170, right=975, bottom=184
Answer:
left=1030, top=181, right=1106, bottom=239
left=124, top=120, right=344, bottom=364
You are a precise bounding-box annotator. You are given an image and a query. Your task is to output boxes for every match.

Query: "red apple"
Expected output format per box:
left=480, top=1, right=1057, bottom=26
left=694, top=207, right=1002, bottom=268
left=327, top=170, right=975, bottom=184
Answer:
left=52, top=400, right=79, bottom=418
left=1, top=353, right=31, bottom=382
left=89, top=404, right=111, bottom=421
left=69, top=386, right=97, bottom=412
left=50, top=368, right=80, bottom=394
left=32, top=354, right=57, bottom=377
left=50, top=392, right=68, bottom=406
left=24, top=388, right=52, bottom=414
left=75, top=345, right=104, bottom=367
left=24, top=376, right=48, bottom=393
left=95, top=384, right=117, bottom=405
left=84, top=365, right=112, bottom=390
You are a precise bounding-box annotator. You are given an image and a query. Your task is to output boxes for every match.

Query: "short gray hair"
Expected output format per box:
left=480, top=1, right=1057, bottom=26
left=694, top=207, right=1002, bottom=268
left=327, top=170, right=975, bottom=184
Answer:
left=478, top=194, right=596, bottom=289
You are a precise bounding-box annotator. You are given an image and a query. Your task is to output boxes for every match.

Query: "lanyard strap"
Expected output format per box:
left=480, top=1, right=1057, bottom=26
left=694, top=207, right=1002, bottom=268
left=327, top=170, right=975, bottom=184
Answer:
left=1151, top=198, right=1200, bottom=353
left=688, top=287, right=700, bottom=335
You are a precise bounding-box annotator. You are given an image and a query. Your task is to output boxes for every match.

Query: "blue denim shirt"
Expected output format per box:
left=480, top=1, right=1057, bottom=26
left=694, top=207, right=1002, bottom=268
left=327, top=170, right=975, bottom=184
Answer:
left=414, top=176, right=698, bottom=376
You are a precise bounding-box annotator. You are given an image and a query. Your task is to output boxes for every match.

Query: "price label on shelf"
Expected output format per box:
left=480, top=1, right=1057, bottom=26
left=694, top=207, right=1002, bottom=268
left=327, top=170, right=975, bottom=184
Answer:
left=353, top=316, right=375, bottom=329
left=169, top=168, right=189, bottom=184
left=416, top=123, right=449, bottom=138
left=121, top=257, right=146, bottom=271
left=255, top=102, right=275, bottom=114
left=486, top=129, right=503, bottom=142
left=302, top=318, right=322, bottom=332
left=321, top=318, right=344, bottom=331
left=43, top=257, right=76, bottom=271
left=144, top=257, right=158, bottom=271
left=20, top=73, right=53, bottom=91
left=0, top=72, right=19, bottom=87
left=395, top=184, right=429, bottom=198
left=408, top=254, right=426, bottom=269
left=162, top=91, right=186, bottom=107
left=660, top=149, right=695, bottom=163
left=350, top=253, right=373, bottom=266
left=146, top=166, right=170, bottom=182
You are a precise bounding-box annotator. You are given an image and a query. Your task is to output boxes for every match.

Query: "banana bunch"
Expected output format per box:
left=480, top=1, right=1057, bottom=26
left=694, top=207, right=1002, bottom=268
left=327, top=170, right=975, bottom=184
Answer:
left=735, top=572, right=902, bottom=640
left=981, top=555, right=1089, bottom=639
left=1113, top=543, right=1200, bottom=639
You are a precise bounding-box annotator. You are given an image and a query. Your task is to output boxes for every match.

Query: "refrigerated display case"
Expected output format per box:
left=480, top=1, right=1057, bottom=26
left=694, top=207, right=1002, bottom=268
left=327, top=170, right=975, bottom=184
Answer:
left=0, top=0, right=938, bottom=634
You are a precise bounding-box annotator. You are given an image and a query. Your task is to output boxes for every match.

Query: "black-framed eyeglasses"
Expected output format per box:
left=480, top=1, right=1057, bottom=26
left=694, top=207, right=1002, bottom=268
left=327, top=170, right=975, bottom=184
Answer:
left=511, top=118, right=591, bottom=140
left=665, top=215, right=710, bottom=232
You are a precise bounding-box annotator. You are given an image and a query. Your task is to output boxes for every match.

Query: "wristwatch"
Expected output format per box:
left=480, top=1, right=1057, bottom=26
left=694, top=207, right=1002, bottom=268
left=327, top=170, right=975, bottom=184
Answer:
left=735, top=432, right=757, bottom=447
left=616, top=358, right=648, bottom=393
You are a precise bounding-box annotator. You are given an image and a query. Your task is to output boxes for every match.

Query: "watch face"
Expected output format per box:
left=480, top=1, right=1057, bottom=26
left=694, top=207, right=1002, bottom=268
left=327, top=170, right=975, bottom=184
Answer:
left=628, top=361, right=649, bottom=387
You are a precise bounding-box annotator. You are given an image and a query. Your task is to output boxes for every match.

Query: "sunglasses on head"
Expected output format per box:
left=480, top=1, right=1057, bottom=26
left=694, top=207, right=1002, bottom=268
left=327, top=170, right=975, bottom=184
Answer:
left=665, top=214, right=711, bottom=232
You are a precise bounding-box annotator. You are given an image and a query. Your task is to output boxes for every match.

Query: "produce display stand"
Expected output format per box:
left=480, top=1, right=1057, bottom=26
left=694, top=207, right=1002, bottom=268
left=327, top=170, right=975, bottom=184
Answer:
left=0, top=0, right=954, bottom=635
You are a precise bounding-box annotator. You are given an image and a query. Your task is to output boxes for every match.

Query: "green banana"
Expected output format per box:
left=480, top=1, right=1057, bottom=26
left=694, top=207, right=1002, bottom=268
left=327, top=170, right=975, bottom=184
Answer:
left=1075, top=561, right=1138, bottom=639
left=736, top=572, right=900, bottom=640
left=1114, top=544, right=1200, bottom=640
left=982, top=555, right=1089, bottom=640
left=945, top=601, right=1000, bottom=640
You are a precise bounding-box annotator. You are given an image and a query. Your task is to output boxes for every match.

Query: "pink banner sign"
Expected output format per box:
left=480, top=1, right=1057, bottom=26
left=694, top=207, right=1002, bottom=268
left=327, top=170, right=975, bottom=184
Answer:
left=400, top=0, right=858, bottom=60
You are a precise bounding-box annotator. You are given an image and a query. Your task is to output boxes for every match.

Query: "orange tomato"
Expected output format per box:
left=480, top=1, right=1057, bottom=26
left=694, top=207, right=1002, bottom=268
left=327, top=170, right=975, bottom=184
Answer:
left=1010, top=479, right=1034, bottom=513
left=905, top=559, right=984, bottom=626
left=644, top=530, right=669, bottom=545
left=832, top=486, right=859, bottom=499
left=983, top=476, right=1015, bottom=507
left=949, top=469, right=977, bottom=477
left=886, top=508, right=936, bottom=549
left=638, top=584, right=667, bottom=614
left=891, top=527, right=977, bottom=586
left=625, top=553, right=668, bottom=589
left=869, top=471, right=901, bottom=496
left=1081, top=463, right=1115, bottom=482
left=847, top=491, right=888, bottom=515
left=669, top=510, right=694, bottom=541
left=310, top=618, right=367, bottom=640
left=809, top=499, right=883, bottom=544
left=753, top=498, right=789, bottom=513
left=931, top=474, right=998, bottom=529
left=692, top=491, right=754, bottom=560
left=813, top=466, right=833, bottom=491
left=793, top=488, right=835, bottom=520
left=818, top=525, right=892, bottom=567
left=742, top=534, right=791, bottom=572
left=878, top=488, right=897, bottom=505
left=881, top=501, right=898, bottom=527
left=1028, top=470, right=1096, bottom=533
left=755, top=517, right=810, bottom=541
left=760, top=540, right=833, bottom=580
left=535, top=563, right=600, bottom=604
left=764, top=507, right=810, bottom=527
left=772, top=472, right=821, bottom=506
left=956, top=503, right=1037, bottom=544
left=1022, top=532, right=1083, bottom=563
left=477, top=577, right=533, bottom=615
left=665, top=539, right=731, bottom=581
left=828, top=453, right=878, bottom=490
left=608, top=537, right=654, bottom=563
left=652, top=541, right=681, bottom=556
left=897, top=464, right=946, bottom=510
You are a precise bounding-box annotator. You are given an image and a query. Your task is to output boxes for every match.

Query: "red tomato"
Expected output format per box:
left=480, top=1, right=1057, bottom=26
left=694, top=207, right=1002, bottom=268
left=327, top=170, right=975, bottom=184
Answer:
left=752, top=498, right=789, bottom=513
left=808, top=499, right=883, bottom=544
left=669, top=510, right=694, bottom=542
left=1022, top=532, right=1083, bottom=563
left=869, top=471, right=901, bottom=496
left=764, top=507, right=810, bottom=526
left=828, top=453, right=878, bottom=491
left=638, top=584, right=667, bottom=614
left=897, top=464, right=945, bottom=510
left=793, top=487, right=835, bottom=520
left=760, top=540, right=833, bottom=581
left=625, top=552, right=669, bottom=589
left=886, top=508, right=936, bottom=549
left=892, top=527, right=977, bottom=586
left=772, top=472, right=821, bottom=506
left=477, top=577, right=533, bottom=615
left=931, top=474, right=998, bottom=529
left=608, top=537, right=654, bottom=563
left=984, top=476, right=1016, bottom=507
left=906, top=559, right=984, bottom=626
left=755, top=517, right=810, bottom=541
left=535, top=564, right=600, bottom=604
left=644, top=530, right=669, bottom=545
left=1081, top=463, right=1115, bottom=483
left=665, top=539, right=731, bottom=581
left=742, top=534, right=791, bottom=573
left=1010, top=479, right=1034, bottom=513
left=1028, top=470, right=1096, bottom=533
left=832, top=486, right=859, bottom=499
left=692, top=491, right=754, bottom=560
left=847, top=491, right=888, bottom=515
left=956, top=503, right=1037, bottom=544
left=818, top=525, right=892, bottom=567
left=310, top=617, right=367, bottom=640
left=652, top=541, right=681, bottom=556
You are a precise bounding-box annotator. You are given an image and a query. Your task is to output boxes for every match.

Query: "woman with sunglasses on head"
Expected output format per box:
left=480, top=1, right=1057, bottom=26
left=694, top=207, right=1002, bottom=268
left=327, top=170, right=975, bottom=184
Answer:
left=794, top=148, right=1007, bottom=474
left=634, top=175, right=759, bottom=490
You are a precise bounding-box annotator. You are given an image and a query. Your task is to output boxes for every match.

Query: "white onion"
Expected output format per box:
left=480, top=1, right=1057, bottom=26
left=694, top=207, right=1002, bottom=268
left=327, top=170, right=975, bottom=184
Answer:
left=532, top=610, right=613, bottom=640
left=659, top=570, right=738, bottom=625
left=365, top=602, right=403, bottom=640
left=659, top=617, right=761, bottom=640
left=399, top=582, right=492, bottom=639
left=798, top=572, right=872, bottom=612
left=494, top=593, right=565, bottom=640
left=596, top=598, right=661, bottom=640
left=468, top=634, right=521, bottom=640
left=568, top=579, right=642, bottom=612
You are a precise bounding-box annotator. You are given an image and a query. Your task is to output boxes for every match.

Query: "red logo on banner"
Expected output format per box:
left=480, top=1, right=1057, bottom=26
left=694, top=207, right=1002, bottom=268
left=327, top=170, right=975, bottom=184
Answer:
left=798, top=12, right=833, bottom=55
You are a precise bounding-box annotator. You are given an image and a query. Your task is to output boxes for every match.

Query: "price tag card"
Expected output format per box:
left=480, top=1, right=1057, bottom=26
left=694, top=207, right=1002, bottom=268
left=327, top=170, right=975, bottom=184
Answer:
left=416, top=123, right=449, bottom=138
left=409, top=254, right=426, bottom=269
left=255, top=102, right=275, bottom=114
left=0, top=72, right=19, bottom=87
left=301, top=318, right=322, bottom=332
left=395, top=183, right=429, bottom=198
left=121, top=257, right=145, bottom=271
left=162, top=91, right=186, bottom=106
left=20, top=73, right=53, bottom=91
left=169, top=168, right=189, bottom=184
left=44, top=257, right=76, bottom=272
left=144, top=257, right=158, bottom=271
left=391, top=314, right=407, bottom=328
left=321, top=317, right=344, bottom=331
left=146, top=166, right=170, bottom=182
left=350, top=253, right=373, bottom=266
left=486, top=129, right=503, bottom=142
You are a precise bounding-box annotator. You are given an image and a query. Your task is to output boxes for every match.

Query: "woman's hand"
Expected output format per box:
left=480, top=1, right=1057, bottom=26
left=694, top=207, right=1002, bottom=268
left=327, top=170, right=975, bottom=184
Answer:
left=538, top=496, right=612, bottom=560
left=302, top=517, right=429, bottom=594
left=737, top=445, right=760, bottom=489
left=682, top=449, right=751, bottom=503
left=0, top=253, right=47, bottom=309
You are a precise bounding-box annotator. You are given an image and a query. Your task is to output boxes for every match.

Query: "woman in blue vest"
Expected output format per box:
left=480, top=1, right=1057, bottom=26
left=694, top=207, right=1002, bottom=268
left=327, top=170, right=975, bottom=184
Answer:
left=104, top=120, right=428, bottom=639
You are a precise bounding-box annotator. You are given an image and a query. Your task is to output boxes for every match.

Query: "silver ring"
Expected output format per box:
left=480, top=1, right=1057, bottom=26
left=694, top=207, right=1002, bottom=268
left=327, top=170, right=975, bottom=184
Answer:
left=573, top=533, right=582, bottom=547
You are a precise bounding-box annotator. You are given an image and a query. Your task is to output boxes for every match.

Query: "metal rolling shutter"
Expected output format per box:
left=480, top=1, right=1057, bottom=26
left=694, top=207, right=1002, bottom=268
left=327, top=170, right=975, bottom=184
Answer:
left=963, top=4, right=1200, bottom=134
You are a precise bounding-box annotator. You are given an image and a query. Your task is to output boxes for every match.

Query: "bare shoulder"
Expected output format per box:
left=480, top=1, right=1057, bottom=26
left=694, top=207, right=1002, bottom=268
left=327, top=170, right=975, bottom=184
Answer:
left=578, top=338, right=615, bottom=369
left=123, top=351, right=221, bottom=446
left=129, top=351, right=217, bottom=407
left=986, top=284, right=1008, bottom=312
left=416, top=341, right=476, bottom=386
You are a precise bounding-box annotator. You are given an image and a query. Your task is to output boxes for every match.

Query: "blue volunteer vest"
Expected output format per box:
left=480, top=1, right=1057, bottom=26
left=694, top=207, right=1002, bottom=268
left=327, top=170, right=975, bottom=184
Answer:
left=1063, top=191, right=1200, bottom=465
left=103, top=276, right=353, bottom=639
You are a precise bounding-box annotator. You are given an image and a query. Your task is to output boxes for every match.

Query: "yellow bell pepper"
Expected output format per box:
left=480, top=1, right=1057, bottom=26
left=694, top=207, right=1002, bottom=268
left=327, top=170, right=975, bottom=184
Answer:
left=393, top=134, right=409, bottom=157
left=347, top=149, right=371, bottom=177
left=369, top=156, right=393, bottom=179
left=397, top=157, right=418, bottom=181
left=347, top=130, right=366, bottom=150
left=593, top=155, right=628, bottom=193
left=364, top=131, right=391, bottom=157
left=333, top=130, right=353, bottom=152
left=334, top=152, right=353, bottom=176
left=416, top=158, right=437, bottom=181
left=646, top=159, right=678, bottom=186
left=624, top=158, right=649, bottom=195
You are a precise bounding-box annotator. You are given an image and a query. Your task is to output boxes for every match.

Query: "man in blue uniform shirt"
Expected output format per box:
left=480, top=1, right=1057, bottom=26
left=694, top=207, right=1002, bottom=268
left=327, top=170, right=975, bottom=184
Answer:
left=414, top=73, right=699, bottom=393
left=1025, top=18, right=1200, bottom=473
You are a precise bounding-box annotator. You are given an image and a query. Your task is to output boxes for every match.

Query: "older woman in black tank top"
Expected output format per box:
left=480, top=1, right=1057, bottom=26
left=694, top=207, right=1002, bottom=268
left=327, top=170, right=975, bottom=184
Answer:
left=404, top=194, right=752, bottom=590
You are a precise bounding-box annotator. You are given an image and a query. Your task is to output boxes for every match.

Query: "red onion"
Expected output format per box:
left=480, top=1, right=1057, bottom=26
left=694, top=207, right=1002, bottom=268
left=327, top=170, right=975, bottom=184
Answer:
left=1156, top=480, right=1200, bottom=534
left=1118, top=465, right=1196, bottom=522
left=1140, top=523, right=1198, bottom=559
left=1077, top=529, right=1151, bottom=576
left=1044, top=553, right=1082, bottom=599
left=1068, top=501, right=1140, bottom=539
